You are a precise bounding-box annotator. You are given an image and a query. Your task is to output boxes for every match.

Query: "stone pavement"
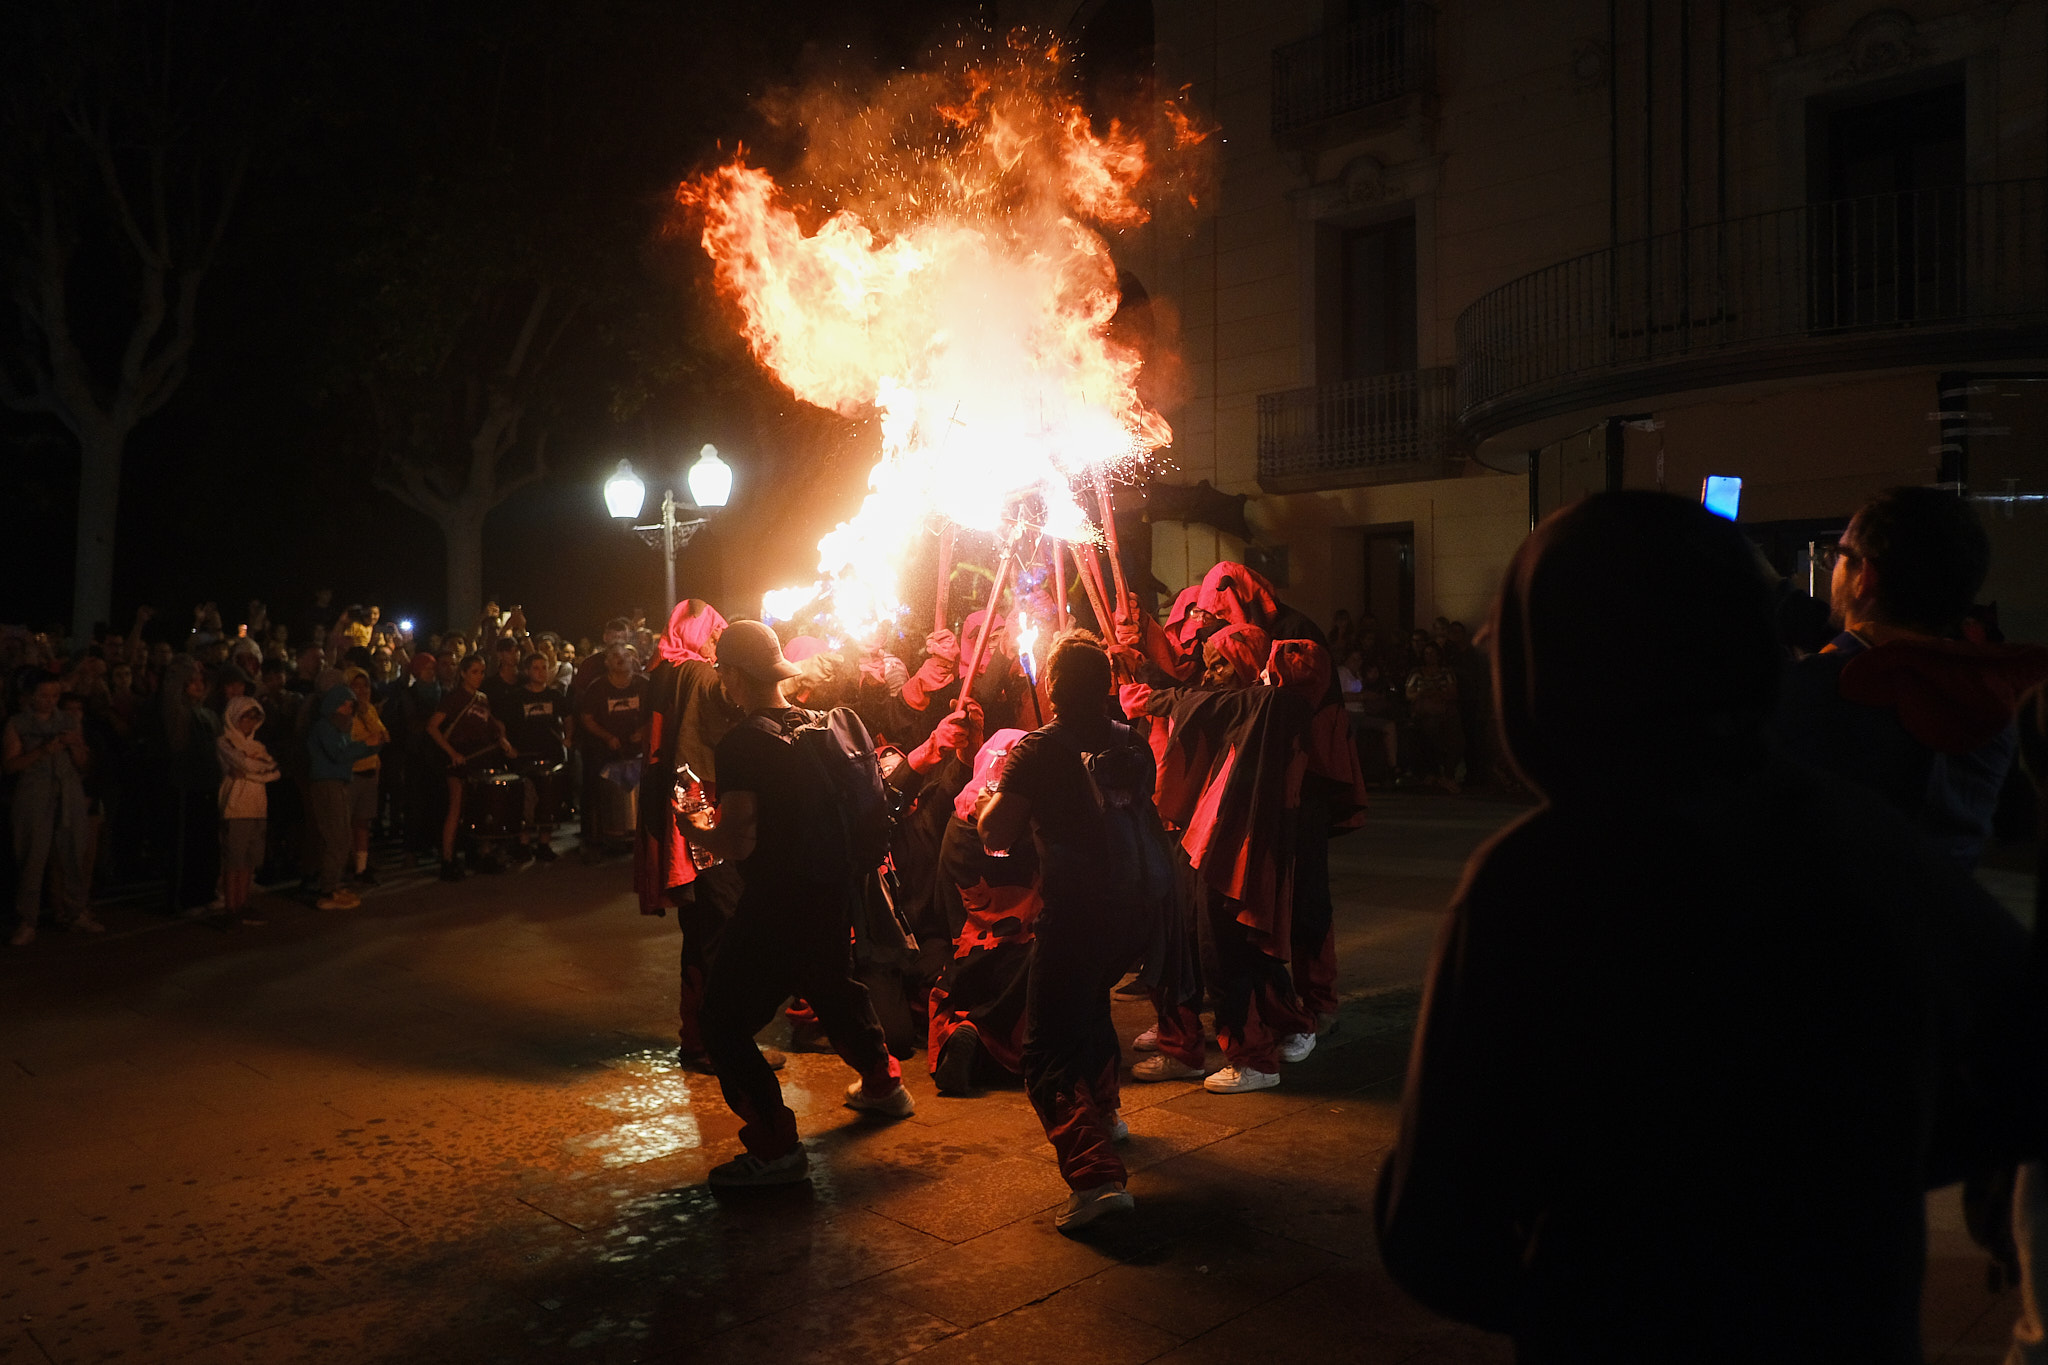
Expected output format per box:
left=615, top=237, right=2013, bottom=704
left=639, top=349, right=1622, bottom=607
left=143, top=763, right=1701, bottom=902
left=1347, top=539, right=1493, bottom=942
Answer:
left=0, top=793, right=2028, bottom=1364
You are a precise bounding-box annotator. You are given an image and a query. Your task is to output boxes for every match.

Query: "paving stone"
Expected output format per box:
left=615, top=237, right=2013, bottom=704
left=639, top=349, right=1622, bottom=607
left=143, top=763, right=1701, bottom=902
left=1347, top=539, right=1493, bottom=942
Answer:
left=1062, top=1221, right=1340, bottom=1337
left=688, top=1280, right=957, bottom=1365
left=907, top=1289, right=1184, bottom=1365
left=872, top=1214, right=1123, bottom=1326
left=862, top=1155, right=1069, bottom=1243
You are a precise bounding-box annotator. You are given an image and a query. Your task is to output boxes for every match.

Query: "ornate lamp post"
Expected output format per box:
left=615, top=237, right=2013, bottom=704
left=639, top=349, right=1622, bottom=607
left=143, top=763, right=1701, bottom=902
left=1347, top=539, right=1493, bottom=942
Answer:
left=605, top=445, right=733, bottom=612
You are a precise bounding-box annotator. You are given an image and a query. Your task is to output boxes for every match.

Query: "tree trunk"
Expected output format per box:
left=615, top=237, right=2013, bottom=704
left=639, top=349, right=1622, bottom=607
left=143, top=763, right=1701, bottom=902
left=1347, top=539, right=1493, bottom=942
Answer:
left=72, top=423, right=130, bottom=642
left=443, top=504, right=487, bottom=634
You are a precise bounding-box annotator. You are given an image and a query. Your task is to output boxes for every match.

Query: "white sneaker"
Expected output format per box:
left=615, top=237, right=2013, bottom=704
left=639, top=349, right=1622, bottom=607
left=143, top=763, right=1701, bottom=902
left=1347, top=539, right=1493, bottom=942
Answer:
left=1131, top=1027, right=1161, bottom=1052
left=1108, top=1110, right=1130, bottom=1142
left=1055, top=1181, right=1134, bottom=1233
left=844, top=1079, right=915, bottom=1119
left=1131, top=1054, right=1202, bottom=1082
left=1203, top=1064, right=1280, bottom=1094
left=8, top=923, right=34, bottom=948
left=68, top=911, right=106, bottom=934
left=1280, top=1032, right=1317, bottom=1064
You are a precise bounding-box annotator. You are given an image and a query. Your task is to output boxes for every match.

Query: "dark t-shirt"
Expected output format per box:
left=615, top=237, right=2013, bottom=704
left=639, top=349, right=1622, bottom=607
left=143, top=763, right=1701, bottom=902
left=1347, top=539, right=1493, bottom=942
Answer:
left=480, top=669, right=523, bottom=709
left=497, top=684, right=569, bottom=762
left=435, top=686, right=497, bottom=755
left=712, top=707, right=819, bottom=889
left=998, top=715, right=1153, bottom=912
left=579, top=674, right=651, bottom=753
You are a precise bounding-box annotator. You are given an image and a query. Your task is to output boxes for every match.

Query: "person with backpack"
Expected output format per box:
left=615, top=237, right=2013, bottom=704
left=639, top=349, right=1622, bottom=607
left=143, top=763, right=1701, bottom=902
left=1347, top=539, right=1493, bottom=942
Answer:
left=682, top=620, right=912, bottom=1188
left=977, top=632, right=1168, bottom=1232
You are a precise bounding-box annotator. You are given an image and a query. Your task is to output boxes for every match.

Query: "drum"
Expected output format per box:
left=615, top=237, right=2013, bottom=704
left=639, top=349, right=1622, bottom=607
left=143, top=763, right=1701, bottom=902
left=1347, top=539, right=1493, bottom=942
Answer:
left=588, top=766, right=639, bottom=841
left=513, top=755, right=565, bottom=826
left=464, top=768, right=527, bottom=839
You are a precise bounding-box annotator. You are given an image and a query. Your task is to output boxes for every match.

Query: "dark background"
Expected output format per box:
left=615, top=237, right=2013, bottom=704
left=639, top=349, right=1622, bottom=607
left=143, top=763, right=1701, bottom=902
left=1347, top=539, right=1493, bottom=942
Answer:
left=0, top=0, right=981, bottom=641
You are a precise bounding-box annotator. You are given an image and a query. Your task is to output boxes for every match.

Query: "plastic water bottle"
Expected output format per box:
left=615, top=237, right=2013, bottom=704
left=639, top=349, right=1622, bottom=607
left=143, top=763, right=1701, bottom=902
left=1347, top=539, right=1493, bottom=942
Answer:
left=673, top=763, right=717, bottom=869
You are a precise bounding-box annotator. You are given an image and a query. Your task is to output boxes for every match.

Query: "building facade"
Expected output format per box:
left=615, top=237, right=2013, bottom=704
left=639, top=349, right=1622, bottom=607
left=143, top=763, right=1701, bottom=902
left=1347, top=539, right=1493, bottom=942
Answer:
left=1028, top=0, right=2048, bottom=641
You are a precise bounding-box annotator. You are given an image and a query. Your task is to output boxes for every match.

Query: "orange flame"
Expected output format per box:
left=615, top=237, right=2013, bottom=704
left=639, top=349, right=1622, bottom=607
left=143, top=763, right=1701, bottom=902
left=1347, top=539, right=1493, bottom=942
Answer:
left=677, top=40, right=1207, bottom=636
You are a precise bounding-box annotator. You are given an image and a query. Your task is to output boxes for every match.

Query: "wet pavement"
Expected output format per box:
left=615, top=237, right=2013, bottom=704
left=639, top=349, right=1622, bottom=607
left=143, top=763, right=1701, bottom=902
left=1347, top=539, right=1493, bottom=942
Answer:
left=0, top=791, right=2026, bottom=1363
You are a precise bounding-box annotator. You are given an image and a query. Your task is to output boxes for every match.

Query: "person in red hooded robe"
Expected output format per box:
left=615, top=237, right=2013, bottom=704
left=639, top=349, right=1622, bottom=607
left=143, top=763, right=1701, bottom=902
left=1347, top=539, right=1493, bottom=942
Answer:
left=1126, top=621, right=1270, bottom=1081
left=1190, top=562, right=1337, bottom=705
left=1126, top=626, right=1325, bottom=1094
left=633, top=598, right=756, bottom=1073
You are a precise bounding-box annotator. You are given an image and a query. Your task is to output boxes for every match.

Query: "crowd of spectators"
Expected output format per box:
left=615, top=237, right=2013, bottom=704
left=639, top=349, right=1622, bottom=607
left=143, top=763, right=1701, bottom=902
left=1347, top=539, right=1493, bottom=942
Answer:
left=1329, top=612, right=1498, bottom=793
left=1, top=591, right=669, bottom=945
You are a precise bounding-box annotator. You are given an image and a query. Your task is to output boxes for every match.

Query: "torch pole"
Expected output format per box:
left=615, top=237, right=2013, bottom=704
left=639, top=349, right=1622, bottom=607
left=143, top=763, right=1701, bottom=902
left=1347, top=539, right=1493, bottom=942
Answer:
left=934, top=523, right=955, bottom=635
left=956, top=545, right=1015, bottom=709
left=1093, top=473, right=1132, bottom=608
left=1073, top=541, right=1114, bottom=635
left=1051, top=538, right=1069, bottom=625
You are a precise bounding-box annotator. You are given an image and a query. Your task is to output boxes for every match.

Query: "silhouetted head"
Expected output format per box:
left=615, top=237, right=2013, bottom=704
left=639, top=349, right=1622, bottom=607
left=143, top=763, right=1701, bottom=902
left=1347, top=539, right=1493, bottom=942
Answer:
left=1491, top=491, right=1779, bottom=797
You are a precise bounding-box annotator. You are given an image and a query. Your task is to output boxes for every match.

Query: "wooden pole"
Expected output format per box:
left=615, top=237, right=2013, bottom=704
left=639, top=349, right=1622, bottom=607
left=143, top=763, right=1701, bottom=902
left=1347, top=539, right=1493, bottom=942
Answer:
left=1073, top=542, right=1113, bottom=635
left=933, top=523, right=955, bottom=635
left=1093, top=473, right=1132, bottom=607
left=1050, top=539, right=1069, bottom=625
left=956, top=531, right=1019, bottom=707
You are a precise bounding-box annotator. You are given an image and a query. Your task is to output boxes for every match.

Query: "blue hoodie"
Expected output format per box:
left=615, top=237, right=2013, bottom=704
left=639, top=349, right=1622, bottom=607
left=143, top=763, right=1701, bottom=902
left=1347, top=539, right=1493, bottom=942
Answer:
left=307, top=684, right=377, bottom=781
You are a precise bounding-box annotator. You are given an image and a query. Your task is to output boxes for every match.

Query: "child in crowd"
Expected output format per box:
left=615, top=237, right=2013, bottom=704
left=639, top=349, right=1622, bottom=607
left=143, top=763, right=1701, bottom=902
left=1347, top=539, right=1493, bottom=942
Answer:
left=216, top=696, right=279, bottom=926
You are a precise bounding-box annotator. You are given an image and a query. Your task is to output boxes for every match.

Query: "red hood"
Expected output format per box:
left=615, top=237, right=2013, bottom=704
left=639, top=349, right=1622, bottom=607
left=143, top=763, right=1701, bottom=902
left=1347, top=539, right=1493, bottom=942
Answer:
left=1838, top=638, right=2048, bottom=753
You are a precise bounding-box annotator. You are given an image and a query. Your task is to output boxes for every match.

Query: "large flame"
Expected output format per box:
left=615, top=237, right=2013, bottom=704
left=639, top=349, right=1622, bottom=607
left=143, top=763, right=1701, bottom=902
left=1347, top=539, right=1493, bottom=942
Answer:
left=678, top=38, right=1207, bottom=636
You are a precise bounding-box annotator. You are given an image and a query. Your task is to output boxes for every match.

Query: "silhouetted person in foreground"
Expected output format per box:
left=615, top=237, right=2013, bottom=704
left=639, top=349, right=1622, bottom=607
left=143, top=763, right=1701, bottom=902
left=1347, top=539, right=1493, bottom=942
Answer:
left=1375, top=491, right=2031, bottom=1364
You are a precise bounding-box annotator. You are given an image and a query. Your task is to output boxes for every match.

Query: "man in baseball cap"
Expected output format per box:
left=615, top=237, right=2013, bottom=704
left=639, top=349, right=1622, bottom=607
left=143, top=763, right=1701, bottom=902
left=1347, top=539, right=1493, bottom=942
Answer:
left=684, top=619, right=912, bottom=1187
left=711, top=619, right=801, bottom=685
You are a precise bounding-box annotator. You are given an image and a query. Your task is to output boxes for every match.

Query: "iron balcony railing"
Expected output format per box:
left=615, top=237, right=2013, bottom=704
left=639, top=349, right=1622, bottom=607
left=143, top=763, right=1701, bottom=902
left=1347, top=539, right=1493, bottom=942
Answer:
left=1456, top=179, right=2048, bottom=431
left=1258, top=366, right=1459, bottom=489
left=1271, top=3, right=1436, bottom=138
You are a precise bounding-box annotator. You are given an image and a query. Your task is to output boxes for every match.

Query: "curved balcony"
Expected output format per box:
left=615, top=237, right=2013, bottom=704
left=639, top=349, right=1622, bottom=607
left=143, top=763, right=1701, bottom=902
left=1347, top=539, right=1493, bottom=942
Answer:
left=1455, top=179, right=2048, bottom=439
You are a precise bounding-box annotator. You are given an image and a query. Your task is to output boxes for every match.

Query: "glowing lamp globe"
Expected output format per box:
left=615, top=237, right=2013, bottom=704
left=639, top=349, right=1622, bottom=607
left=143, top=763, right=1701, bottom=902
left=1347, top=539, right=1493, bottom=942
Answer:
left=604, top=459, right=646, bottom=520
left=688, top=444, right=732, bottom=509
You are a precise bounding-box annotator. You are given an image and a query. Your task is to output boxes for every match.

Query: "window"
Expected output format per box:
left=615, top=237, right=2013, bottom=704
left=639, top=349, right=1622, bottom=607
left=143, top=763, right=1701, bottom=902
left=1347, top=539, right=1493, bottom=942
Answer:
left=1340, top=216, right=1418, bottom=380
left=1807, top=79, right=1966, bottom=328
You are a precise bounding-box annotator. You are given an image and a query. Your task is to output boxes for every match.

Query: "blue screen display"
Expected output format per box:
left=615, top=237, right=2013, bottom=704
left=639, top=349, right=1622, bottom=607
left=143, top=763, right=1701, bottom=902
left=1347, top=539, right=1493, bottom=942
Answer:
left=1701, top=476, right=1742, bottom=521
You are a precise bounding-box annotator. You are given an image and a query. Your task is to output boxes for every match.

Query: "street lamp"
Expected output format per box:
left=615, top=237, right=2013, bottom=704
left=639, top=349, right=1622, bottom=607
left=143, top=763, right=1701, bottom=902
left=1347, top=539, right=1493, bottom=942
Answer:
left=605, top=446, right=733, bottom=612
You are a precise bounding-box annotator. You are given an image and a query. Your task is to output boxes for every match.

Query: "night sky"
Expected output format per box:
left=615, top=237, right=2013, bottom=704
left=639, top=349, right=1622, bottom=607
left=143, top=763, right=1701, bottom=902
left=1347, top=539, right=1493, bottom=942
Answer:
left=1, top=0, right=977, bottom=640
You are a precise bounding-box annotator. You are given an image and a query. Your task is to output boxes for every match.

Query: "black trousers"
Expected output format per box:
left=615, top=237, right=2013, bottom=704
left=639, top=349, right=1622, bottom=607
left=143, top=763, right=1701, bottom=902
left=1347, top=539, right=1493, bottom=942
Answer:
left=1023, top=900, right=1141, bottom=1189
left=677, top=860, right=741, bottom=1053
left=700, top=879, right=893, bottom=1158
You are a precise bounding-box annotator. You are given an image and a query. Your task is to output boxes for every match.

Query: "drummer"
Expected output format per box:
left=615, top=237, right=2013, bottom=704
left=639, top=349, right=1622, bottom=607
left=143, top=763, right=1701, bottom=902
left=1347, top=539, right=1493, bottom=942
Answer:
left=495, top=651, right=572, bottom=864
left=426, top=653, right=514, bottom=881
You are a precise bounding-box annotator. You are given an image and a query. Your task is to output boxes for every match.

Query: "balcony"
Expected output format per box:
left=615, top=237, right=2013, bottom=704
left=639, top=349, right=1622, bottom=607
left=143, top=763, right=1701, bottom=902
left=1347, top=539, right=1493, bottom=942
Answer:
left=1257, top=367, right=1459, bottom=492
left=1271, top=4, right=1436, bottom=145
left=1455, top=179, right=2048, bottom=439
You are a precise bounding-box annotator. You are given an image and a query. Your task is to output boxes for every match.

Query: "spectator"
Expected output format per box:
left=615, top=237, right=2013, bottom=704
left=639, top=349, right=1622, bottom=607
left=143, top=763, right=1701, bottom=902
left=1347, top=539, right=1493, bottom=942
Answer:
left=427, top=654, right=511, bottom=881
left=6, top=671, right=101, bottom=945
left=342, top=667, right=390, bottom=887
left=216, top=696, right=278, bottom=927
left=306, top=684, right=376, bottom=910
left=1375, top=491, right=2033, bottom=1363
left=162, top=657, right=223, bottom=915
left=1404, top=643, right=1463, bottom=793
left=579, top=641, right=651, bottom=859
left=498, top=651, right=570, bottom=863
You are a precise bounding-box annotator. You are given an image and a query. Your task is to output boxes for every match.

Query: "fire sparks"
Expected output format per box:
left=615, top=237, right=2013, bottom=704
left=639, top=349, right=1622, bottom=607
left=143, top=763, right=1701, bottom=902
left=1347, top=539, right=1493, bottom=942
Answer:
left=677, top=38, right=1208, bottom=635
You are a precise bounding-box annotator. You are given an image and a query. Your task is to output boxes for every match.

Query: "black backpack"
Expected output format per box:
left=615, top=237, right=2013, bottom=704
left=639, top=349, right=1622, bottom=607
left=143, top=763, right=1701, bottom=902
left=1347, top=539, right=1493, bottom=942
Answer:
left=1059, top=722, right=1175, bottom=915
left=748, top=706, right=895, bottom=882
